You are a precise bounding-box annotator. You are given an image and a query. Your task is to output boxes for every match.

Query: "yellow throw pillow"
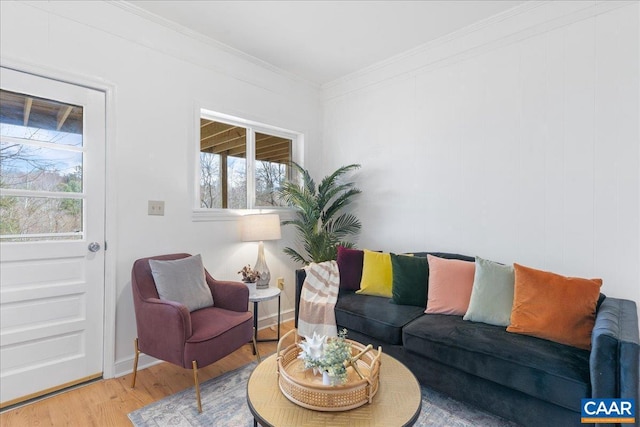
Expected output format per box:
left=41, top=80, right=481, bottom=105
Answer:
left=356, top=250, right=393, bottom=297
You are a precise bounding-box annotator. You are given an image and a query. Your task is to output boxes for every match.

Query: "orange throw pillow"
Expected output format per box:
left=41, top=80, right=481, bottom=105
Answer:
left=506, top=263, right=602, bottom=350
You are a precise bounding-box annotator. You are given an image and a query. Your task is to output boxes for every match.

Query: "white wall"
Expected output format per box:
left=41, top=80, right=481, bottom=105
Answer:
left=2, top=0, right=638, bottom=380
left=322, top=2, right=639, bottom=305
left=0, top=1, right=321, bottom=376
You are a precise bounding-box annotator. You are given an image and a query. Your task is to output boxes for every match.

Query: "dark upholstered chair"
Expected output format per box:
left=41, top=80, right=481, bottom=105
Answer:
left=130, top=253, right=259, bottom=412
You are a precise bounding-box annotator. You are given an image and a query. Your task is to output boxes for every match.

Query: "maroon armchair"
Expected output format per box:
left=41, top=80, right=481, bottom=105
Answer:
left=130, top=253, right=259, bottom=412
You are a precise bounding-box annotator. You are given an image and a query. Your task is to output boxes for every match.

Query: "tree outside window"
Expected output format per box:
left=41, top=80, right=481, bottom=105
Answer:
left=1, top=90, right=84, bottom=241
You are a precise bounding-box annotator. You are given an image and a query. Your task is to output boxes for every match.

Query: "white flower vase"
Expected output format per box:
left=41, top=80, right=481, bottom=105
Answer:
left=322, top=371, right=330, bottom=386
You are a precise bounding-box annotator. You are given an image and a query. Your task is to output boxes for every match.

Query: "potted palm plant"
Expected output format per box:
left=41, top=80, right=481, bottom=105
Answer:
left=278, top=162, right=361, bottom=264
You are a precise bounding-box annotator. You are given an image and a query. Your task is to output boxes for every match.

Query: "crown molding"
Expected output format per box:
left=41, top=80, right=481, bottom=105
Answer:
left=322, top=0, right=634, bottom=100
left=110, top=1, right=320, bottom=90
left=323, top=1, right=543, bottom=88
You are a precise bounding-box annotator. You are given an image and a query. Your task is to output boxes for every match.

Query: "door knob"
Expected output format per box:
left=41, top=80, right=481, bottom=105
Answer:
left=88, top=242, right=101, bottom=252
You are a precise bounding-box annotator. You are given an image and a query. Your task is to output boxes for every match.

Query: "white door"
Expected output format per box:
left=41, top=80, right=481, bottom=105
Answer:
left=0, top=67, right=106, bottom=407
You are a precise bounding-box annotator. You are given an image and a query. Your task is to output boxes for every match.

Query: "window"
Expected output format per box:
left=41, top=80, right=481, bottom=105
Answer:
left=198, top=109, right=299, bottom=211
left=0, top=90, right=84, bottom=241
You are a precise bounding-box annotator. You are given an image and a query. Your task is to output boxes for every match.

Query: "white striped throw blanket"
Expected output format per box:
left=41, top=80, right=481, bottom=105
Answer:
left=298, top=261, right=340, bottom=338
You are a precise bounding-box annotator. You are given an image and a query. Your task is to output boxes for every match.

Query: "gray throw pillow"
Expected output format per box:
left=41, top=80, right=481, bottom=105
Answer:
left=463, top=256, right=514, bottom=327
left=149, top=254, right=213, bottom=312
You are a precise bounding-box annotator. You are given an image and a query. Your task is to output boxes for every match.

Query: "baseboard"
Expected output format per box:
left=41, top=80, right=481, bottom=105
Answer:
left=256, top=308, right=294, bottom=331
left=115, top=353, right=161, bottom=378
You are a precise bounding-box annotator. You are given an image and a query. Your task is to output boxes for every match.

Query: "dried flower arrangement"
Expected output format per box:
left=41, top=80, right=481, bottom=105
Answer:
left=238, top=265, right=260, bottom=283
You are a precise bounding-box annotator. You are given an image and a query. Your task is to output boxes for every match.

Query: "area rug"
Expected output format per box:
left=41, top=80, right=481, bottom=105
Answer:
left=128, top=362, right=517, bottom=426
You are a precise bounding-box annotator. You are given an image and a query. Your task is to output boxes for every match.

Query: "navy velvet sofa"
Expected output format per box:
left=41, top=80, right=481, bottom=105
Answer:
left=294, top=253, right=640, bottom=427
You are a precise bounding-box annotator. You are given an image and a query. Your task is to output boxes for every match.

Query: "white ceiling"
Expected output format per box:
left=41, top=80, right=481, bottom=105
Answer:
left=126, top=1, right=525, bottom=85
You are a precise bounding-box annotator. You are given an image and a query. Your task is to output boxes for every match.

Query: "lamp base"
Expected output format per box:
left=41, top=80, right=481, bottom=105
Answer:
left=255, top=241, right=270, bottom=289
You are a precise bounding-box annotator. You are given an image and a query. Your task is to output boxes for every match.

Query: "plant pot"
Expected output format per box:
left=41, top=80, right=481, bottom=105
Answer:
left=322, top=371, right=330, bottom=386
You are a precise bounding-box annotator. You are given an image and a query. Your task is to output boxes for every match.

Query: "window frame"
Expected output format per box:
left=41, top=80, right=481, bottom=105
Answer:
left=193, top=107, right=303, bottom=221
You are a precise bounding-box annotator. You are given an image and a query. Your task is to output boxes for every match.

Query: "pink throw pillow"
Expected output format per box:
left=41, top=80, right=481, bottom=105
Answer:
left=425, top=255, right=475, bottom=315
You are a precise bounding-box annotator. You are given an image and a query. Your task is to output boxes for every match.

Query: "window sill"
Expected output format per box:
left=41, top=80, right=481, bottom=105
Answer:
left=191, top=208, right=295, bottom=222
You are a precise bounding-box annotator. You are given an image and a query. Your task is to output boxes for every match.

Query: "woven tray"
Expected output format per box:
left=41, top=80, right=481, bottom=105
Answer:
left=276, top=329, right=382, bottom=412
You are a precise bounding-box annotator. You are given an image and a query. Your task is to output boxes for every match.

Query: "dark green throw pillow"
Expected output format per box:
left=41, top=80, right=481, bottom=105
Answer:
left=391, top=253, right=428, bottom=307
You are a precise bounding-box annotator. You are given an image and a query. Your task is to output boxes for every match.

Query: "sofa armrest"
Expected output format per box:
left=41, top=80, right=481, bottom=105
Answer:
left=134, top=297, right=192, bottom=366
left=206, top=273, right=250, bottom=312
left=294, top=269, right=307, bottom=328
left=590, top=297, right=639, bottom=402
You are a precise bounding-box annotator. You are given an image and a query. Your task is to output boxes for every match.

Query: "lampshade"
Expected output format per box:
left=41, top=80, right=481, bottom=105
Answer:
left=241, top=214, right=282, bottom=242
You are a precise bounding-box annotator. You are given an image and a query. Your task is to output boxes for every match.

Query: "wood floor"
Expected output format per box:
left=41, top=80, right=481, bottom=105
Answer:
left=0, top=321, right=295, bottom=426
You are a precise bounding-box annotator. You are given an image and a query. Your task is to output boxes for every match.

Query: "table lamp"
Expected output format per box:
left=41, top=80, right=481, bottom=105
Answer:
left=241, top=213, right=281, bottom=289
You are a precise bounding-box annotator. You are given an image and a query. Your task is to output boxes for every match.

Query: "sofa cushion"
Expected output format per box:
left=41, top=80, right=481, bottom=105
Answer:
left=425, top=255, right=475, bottom=315
left=403, top=313, right=590, bottom=412
left=409, top=252, right=475, bottom=263
left=149, top=254, right=213, bottom=312
left=335, top=292, right=424, bottom=345
left=336, top=246, right=363, bottom=291
left=391, top=253, right=428, bottom=307
left=463, top=257, right=515, bottom=327
left=507, top=263, right=602, bottom=350
left=356, top=250, right=393, bottom=297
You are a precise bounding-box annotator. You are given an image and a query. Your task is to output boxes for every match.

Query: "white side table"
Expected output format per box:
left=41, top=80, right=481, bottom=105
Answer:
left=246, top=284, right=281, bottom=353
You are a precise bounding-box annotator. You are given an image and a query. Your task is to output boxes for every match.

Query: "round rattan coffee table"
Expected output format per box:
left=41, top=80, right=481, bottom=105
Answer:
left=247, top=352, right=421, bottom=427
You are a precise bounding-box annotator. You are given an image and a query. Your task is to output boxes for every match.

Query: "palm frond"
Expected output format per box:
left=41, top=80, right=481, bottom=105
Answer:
left=318, top=164, right=360, bottom=197
left=278, top=163, right=362, bottom=265
left=291, top=161, right=316, bottom=197
left=337, top=241, right=357, bottom=249
left=283, top=247, right=309, bottom=265
left=322, top=187, right=362, bottom=223
left=325, top=213, right=362, bottom=239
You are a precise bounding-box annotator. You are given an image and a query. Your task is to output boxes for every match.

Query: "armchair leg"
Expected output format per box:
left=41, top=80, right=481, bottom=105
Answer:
left=131, top=338, right=140, bottom=388
left=193, top=360, right=202, bottom=413
left=252, top=331, right=261, bottom=363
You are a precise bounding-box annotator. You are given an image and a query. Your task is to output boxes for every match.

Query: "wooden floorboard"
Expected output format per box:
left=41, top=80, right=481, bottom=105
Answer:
left=0, top=321, right=295, bottom=426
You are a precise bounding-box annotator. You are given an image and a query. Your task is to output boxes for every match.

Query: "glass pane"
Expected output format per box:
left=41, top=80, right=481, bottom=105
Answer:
left=200, top=118, right=247, bottom=209
left=255, top=132, right=291, bottom=207
left=200, top=152, right=221, bottom=208
left=1, top=142, right=83, bottom=191
left=227, top=156, right=247, bottom=209
left=0, top=196, right=83, bottom=239
left=1, top=90, right=85, bottom=241
left=0, top=90, right=83, bottom=145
